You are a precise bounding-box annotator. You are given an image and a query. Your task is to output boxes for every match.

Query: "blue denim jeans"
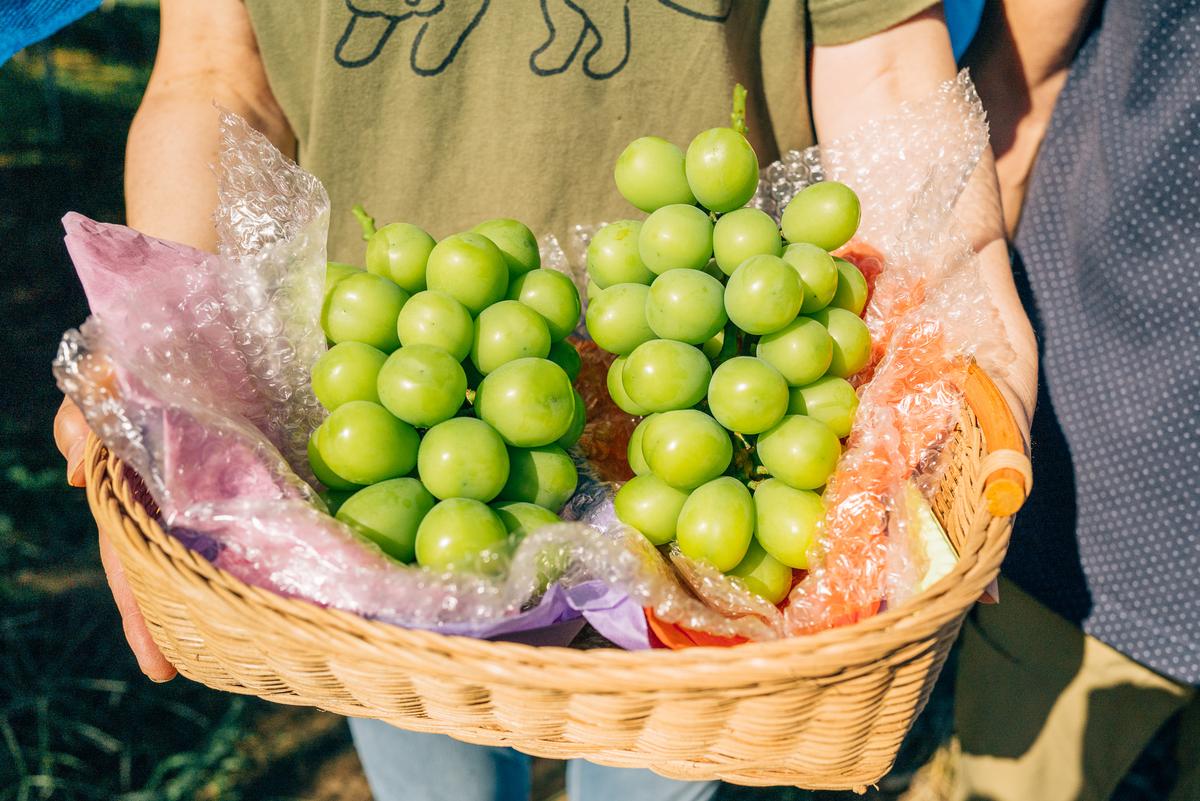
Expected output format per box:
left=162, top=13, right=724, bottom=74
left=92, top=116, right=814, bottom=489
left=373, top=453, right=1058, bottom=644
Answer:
left=349, top=718, right=722, bottom=801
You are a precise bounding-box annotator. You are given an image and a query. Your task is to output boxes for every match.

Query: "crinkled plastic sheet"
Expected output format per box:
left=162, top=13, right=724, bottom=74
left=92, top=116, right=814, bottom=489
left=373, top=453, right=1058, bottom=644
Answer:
left=56, top=73, right=1009, bottom=647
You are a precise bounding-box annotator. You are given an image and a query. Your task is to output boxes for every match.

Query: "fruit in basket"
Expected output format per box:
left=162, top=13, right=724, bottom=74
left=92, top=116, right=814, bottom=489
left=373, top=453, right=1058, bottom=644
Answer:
left=558, top=388, right=587, bottom=449
left=586, top=283, right=654, bottom=356
left=622, top=340, right=711, bottom=412
left=308, top=427, right=360, bottom=490
left=500, top=445, right=578, bottom=512
left=726, top=538, right=793, bottom=604
left=548, top=339, right=582, bottom=382
left=706, top=356, right=788, bottom=434
left=472, top=218, right=540, bottom=277
left=311, top=341, right=387, bottom=411
left=395, top=290, right=474, bottom=361
left=614, top=474, right=688, bottom=545
left=724, top=255, right=802, bottom=335
left=755, top=317, right=833, bottom=387
left=325, top=261, right=362, bottom=301
left=638, top=204, right=714, bottom=274
left=757, top=415, right=841, bottom=491
left=323, top=272, right=408, bottom=351
left=712, top=207, right=782, bottom=275
left=830, top=257, right=869, bottom=316
left=641, top=410, right=732, bottom=490
left=586, top=113, right=874, bottom=592
left=366, top=222, right=436, bottom=292
left=493, top=501, right=561, bottom=538
left=336, top=478, right=436, bottom=562
left=417, top=417, right=510, bottom=502
left=614, top=136, right=696, bottom=213
left=753, top=479, right=824, bottom=568
left=685, top=127, right=759, bottom=213
left=378, top=344, right=468, bottom=427
left=781, top=180, right=861, bottom=252
left=788, top=376, right=860, bottom=439
left=644, top=269, right=727, bottom=344
left=676, top=477, right=754, bottom=570
left=508, top=269, right=582, bottom=341
left=415, top=498, right=510, bottom=569
left=318, top=401, right=419, bottom=485
left=587, top=221, right=654, bottom=288
left=475, top=357, right=576, bottom=447
left=470, top=300, right=551, bottom=374
left=425, top=232, right=509, bottom=315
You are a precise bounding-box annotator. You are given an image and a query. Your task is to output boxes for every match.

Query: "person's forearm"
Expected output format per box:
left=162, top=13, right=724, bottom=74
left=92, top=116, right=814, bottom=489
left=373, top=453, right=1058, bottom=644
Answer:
left=125, top=0, right=293, bottom=252
left=811, top=6, right=1037, bottom=437
left=963, top=0, right=1096, bottom=236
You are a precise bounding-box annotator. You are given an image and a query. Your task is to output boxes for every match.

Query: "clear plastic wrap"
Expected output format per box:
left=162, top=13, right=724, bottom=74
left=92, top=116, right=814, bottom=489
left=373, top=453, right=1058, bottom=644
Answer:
left=56, top=73, right=1010, bottom=647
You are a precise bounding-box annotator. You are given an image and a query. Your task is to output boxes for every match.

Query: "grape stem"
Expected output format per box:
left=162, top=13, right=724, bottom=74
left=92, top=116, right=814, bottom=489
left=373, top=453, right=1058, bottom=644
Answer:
left=730, top=83, right=748, bottom=136
left=352, top=204, right=377, bottom=241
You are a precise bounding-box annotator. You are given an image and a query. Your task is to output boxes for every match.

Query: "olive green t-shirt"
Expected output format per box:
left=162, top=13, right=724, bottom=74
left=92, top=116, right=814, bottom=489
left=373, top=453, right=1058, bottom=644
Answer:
left=242, top=0, right=936, bottom=262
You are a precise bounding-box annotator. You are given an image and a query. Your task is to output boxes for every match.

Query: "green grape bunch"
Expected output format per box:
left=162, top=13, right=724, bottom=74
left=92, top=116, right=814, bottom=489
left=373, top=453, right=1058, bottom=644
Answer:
left=593, top=85, right=871, bottom=606
left=310, top=213, right=584, bottom=572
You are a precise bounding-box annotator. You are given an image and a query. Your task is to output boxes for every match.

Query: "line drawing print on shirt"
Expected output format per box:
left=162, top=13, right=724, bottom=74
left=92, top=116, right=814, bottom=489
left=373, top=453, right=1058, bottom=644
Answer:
left=334, top=0, right=491, bottom=72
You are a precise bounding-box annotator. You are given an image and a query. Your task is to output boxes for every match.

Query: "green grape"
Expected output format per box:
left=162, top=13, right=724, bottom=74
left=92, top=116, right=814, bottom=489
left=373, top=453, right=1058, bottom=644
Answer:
left=614, top=136, right=696, bottom=213
left=755, top=317, right=834, bottom=386
left=809, top=307, right=871, bottom=378
left=318, top=401, right=419, bottom=484
left=756, top=415, right=841, bottom=490
left=366, top=222, right=435, bottom=292
left=475, top=357, right=575, bottom=447
left=642, top=409, right=732, bottom=489
left=471, top=300, right=551, bottom=374
left=508, top=269, right=581, bottom=341
left=606, top=357, right=649, bottom=416
left=425, top=232, right=509, bottom=314
left=325, top=262, right=362, bottom=303
left=781, top=242, right=838, bottom=313
left=626, top=413, right=656, bottom=475
left=377, top=344, right=467, bottom=427
left=587, top=221, right=654, bottom=288
left=622, top=340, right=711, bottom=413
left=585, top=283, right=654, bottom=356
left=586, top=279, right=602, bottom=305
left=311, top=341, right=386, bottom=411
left=753, top=479, right=824, bottom=568
left=493, top=501, right=560, bottom=539
left=472, top=218, right=540, bottom=277
left=557, top=389, right=586, bottom=449
left=499, top=445, right=577, bottom=511
left=706, top=356, right=788, bottom=434
left=724, top=255, right=802, bottom=335
left=701, top=328, right=726, bottom=360
left=395, top=290, right=474, bottom=362
left=415, top=498, right=509, bottom=569
left=307, top=426, right=360, bottom=490
left=614, top=474, right=689, bottom=546
left=675, top=476, right=753, bottom=571
left=322, top=272, right=408, bottom=352
left=417, top=417, right=509, bottom=501
left=830, top=257, right=869, bottom=316
left=319, top=487, right=355, bottom=516
left=548, top=340, right=582, bottom=382
left=788, top=376, right=860, bottom=439
left=638, top=204, right=713, bottom=274
left=712, top=207, right=782, bottom=276
left=645, top=269, right=727, bottom=344
left=726, top=538, right=793, bottom=604
left=780, top=181, right=861, bottom=252
left=336, top=478, right=435, bottom=563
left=684, top=127, right=759, bottom=213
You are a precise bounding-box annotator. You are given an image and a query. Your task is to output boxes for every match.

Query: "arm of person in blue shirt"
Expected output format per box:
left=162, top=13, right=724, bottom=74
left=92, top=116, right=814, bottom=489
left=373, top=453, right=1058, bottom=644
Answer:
left=812, top=5, right=1039, bottom=441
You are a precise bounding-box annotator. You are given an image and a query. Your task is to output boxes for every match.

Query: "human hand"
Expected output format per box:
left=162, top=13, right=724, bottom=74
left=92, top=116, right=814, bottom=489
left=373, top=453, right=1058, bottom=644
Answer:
left=54, top=396, right=178, bottom=682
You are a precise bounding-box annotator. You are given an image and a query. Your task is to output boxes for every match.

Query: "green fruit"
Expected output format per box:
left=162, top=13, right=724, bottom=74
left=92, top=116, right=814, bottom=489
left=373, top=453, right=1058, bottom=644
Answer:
left=336, top=478, right=435, bottom=563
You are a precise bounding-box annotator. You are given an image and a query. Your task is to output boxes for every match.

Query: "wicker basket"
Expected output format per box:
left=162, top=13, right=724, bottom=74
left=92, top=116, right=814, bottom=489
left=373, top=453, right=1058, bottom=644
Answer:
left=83, top=364, right=1030, bottom=790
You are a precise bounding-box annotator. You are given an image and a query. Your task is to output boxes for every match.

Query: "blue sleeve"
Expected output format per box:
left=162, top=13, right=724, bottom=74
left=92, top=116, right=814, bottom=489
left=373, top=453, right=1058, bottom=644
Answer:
left=0, top=0, right=102, bottom=64
left=943, top=0, right=985, bottom=62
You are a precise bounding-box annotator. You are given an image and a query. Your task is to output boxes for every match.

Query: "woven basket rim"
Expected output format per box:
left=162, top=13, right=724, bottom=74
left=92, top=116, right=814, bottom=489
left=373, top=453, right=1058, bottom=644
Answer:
left=85, top=367, right=1021, bottom=677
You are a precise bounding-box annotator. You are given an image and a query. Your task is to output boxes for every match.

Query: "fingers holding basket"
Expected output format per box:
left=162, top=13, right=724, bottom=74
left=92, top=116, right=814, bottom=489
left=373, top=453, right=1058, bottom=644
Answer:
left=99, top=527, right=178, bottom=683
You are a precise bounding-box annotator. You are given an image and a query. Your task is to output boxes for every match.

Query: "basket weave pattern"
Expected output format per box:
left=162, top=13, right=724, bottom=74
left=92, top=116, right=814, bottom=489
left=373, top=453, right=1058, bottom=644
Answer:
left=86, top=391, right=1022, bottom=790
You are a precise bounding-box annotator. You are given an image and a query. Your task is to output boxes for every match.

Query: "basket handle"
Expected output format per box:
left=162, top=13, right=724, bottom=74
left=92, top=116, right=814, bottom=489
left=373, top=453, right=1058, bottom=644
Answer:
left=964, top=363, right=1032, bottom=518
